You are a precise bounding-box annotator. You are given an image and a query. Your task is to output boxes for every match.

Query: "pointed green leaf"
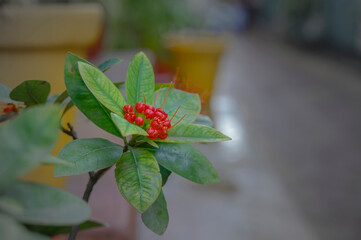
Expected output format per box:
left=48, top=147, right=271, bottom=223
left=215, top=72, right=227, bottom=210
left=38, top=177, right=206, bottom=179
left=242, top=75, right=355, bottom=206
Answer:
left=126, top=52, right=155, bottom=105
left=26, top=220, right=104, bottom=237
left=64, top=52, right=121, bottom=137
left=157, top=124, right=231, bottom=143
left=111, top=113, right=148, bottom=137
left=54, top=138, right=123, bottom=177
left=0, top=105, right=60, bottom=190
left=159, top=165, right=171, bottom=186
left=10, top=80, right=50, bottom=106
left=0, top=213, right=49, bottom=240
left=138, top=136, right=159, bottom=148
left=154, top=88, right=201, bottom=125
left=98, top=57, right=122, bottom=72
left=141, top=191, right=169, bottom=235
left=4, top=181, right=90, bottom=225
left=78, top=62, right=126, bottom=117
left=115, top=149, right=161, bottom=213
left=193, top=114, right=213, bottom=127
left=152, top=143, right=220, bottom=184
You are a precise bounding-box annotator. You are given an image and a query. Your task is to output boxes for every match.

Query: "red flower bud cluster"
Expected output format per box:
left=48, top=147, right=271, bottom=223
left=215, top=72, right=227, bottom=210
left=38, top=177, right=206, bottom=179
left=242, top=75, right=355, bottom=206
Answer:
left=3, top=103, right=18, bottom=114
left=123, top=102, right=172, bottom=140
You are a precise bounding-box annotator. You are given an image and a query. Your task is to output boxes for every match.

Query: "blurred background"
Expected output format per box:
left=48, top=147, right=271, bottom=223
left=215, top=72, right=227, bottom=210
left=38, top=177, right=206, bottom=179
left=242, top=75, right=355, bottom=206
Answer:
left=1, top=0, right=361, bottom=239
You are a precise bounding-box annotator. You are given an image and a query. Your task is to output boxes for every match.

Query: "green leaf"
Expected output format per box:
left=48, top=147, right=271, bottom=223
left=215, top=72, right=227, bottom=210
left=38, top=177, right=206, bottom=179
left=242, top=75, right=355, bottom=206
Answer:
left=115, top=149, right=161, bottom=213
left=0, top=105, right=60, bottom=189
left=0, top=83, right=14, bottom=103
left=10, top=80, right=50, bottom=106
left=0, top=213, right=49, bottom=240
left=78, top=62, right=126, bottom=117
left=4, top=181, right=90, bottom=225
left=126, top=52, right=155, bottom=105
left=64, top=52, right=121, bottom=137
left=98, top=57, right=122, bottom=72
left=40, top=156, right=74, bottom=167
left=154, top=88, right=201, bottom=125
left=193, top=114, right=213, bottom=127
left=26, top=220, right=104, bottom=237
left=152, top=143, right=220, bottom=184
left=157, top=124, right=231, bottom=143
left=159, top=165, right=171, bottom=186
left=54, top=138, right=123, bottom=177
left=0, top=196, right=23, bottom=215
left=138, top=136, right=159, bottom=148
left=141, top=191, right=169, bottom=235
left=111, top=113, right=148, bottom=137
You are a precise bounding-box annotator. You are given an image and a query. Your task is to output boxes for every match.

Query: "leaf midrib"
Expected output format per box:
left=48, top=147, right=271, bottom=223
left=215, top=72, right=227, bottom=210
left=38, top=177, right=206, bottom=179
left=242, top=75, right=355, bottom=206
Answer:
left=130, top=149, right=144, bottom=211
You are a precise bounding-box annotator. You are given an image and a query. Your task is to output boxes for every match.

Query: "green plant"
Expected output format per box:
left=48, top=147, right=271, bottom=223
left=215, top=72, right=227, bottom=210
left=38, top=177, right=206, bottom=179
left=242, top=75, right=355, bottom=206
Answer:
left=0, top=51, right=230, bottom=239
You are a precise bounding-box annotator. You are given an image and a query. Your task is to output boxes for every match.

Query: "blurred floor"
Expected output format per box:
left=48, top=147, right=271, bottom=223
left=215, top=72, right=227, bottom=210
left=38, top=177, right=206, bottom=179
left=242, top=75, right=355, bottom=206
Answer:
left=138, top=33, right=361, bottom=240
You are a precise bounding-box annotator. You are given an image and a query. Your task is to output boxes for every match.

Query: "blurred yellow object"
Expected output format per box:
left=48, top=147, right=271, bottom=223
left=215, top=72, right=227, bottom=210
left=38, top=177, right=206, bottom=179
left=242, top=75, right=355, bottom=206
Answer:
left=0, top=3, right=104, bottom=188
left=166, top=33, right=227, bottom=111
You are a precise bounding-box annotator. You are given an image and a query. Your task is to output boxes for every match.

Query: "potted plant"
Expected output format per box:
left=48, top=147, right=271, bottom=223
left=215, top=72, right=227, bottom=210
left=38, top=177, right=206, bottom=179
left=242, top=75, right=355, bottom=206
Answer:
left=0, top=51, right=231, bottom=239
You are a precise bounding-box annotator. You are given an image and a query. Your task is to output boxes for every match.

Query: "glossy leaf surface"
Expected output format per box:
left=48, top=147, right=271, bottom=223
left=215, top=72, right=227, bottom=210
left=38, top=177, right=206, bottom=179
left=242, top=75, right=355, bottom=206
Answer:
left=4, top=182, right=90, bottom=225
left=141, top=191, right=169, bottom=235
left=0, top=105, right=60, bottom=189
left=152, top=143, right=220, bottom=184
left=158, top=124, right=231, bottom=143
left=10, top=80, right=50, bottom=106
left=154, top=88, right=201, bottom=125
left=64, top=52, right=121, bottom=137
left=115, top=149, right=161, bottom=213
left=111, top=113, right=148, bottom=137
left=79, top=62, right=126, bottom=117
left=54, top=138, right=123, bottom=177
left=126, top=52, right=155, bottom=105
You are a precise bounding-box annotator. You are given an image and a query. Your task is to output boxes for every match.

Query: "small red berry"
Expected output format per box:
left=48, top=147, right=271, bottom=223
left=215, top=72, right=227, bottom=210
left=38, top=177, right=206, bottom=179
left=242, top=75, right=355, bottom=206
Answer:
left=123, top=104, right=133, bottom=113
left=163, top=119, right=171, bottom=129
left=135, top=117, right=144, bottom=126
left=147, top=127, right=159, bottom=139
left=135, top=102, right=145, bottom=113
left=124, top=113, right=133, bottom=123
left=155, top=111, right=164, bottom=119
left=146, top=105, right=155, bottom=112
left=3, top=104, right=17, bottom=113
left=158, top=132, right=168, bottom=139
left=144, top=109, right=155, bottom=119
left=156, top=108, right=165, bottom=114
left=151, top=119, right=161, bottom=129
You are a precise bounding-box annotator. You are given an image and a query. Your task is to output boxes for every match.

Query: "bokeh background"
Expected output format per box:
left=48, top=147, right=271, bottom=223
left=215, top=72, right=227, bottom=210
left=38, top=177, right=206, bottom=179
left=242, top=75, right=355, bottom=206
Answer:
left=1, top=0, right=361, bottom=239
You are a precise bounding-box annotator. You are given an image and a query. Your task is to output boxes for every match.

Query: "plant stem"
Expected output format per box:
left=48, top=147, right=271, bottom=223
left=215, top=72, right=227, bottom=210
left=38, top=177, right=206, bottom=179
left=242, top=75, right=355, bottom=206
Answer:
left=67, top=143, right=129, bottom=240
left=61, top=123, right=77, bottom=140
